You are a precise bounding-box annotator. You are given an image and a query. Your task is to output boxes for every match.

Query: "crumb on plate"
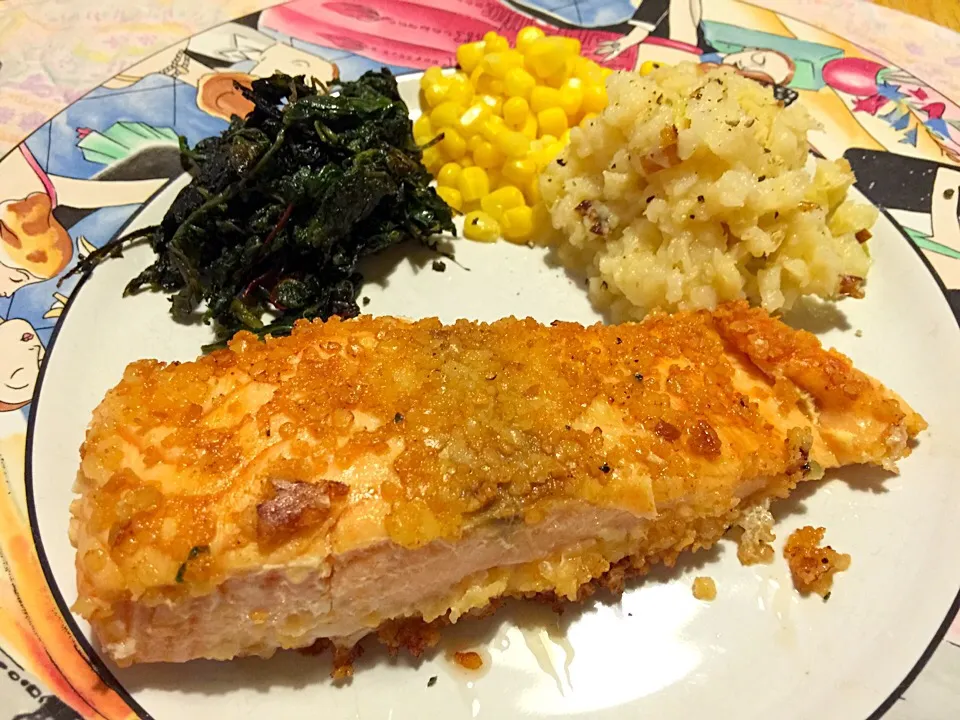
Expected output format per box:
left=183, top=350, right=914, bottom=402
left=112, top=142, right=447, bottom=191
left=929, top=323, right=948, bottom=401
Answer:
left=736, top=503, right=776, bottom=565
left=453, top=650, right=484, bottom=671
left=783, top=526, right=850, bottom=597
left=692, top=576, right=717, bottom=601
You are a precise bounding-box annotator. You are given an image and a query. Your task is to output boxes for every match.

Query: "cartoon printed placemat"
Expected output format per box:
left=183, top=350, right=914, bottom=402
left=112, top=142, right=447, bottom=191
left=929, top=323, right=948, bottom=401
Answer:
left=1, top=1, right=959, bottom=717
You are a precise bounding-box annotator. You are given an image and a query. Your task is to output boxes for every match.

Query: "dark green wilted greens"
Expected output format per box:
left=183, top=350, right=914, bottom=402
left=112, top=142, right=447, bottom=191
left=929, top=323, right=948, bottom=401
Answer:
left=68, top=70, right=454, bottom=348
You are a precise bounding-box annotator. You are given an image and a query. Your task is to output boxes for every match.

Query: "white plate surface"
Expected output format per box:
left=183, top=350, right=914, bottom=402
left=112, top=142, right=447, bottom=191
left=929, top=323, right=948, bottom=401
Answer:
left=25, top=75, right=960, bottom=720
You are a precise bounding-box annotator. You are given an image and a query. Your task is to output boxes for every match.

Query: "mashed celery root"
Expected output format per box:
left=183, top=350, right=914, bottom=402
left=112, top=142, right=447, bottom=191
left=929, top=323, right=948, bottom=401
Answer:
left=539, top=63, right=875, bottom=318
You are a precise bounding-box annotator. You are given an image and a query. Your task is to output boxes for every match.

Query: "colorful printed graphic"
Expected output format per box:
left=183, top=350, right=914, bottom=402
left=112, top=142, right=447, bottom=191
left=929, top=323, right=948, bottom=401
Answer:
left=0, top=1, right=958, bottom=717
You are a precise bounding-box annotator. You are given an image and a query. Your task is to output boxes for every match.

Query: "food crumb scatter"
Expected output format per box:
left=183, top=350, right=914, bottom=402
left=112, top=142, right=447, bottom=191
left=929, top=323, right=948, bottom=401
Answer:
left=783, top=526, right=851, bottom=597
left=692, top=577, right=717, bottom=601
left=454, top=650, right=484, bottom=670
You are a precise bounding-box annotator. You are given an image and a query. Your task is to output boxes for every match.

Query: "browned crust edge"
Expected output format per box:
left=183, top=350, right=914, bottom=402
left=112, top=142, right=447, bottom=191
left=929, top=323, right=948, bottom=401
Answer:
left=312, top=475, right=802, bottom=680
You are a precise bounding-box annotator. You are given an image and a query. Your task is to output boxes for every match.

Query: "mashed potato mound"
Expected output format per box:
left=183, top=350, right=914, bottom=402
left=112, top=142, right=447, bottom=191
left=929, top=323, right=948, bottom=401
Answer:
left=539, top=63, right=876, bottom=317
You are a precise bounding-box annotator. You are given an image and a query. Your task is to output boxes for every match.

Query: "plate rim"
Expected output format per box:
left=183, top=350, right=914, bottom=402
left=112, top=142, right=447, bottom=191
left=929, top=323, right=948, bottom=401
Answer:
left=20, top=180, right=960, bottom=720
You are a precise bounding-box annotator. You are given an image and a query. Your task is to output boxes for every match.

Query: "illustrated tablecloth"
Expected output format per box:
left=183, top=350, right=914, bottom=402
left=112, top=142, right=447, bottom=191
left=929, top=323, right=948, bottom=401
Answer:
left=0, top=1, right=958, bottom=717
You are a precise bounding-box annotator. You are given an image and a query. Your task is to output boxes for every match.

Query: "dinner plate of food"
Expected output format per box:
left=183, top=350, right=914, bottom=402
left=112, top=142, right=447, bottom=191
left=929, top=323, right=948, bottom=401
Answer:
left=2, top=3, right=959, bottom=719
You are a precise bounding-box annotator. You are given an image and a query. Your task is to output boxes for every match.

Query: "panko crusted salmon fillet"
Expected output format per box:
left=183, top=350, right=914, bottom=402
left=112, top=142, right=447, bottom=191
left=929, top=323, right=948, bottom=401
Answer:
left=70, top=302, right=925, bottom=667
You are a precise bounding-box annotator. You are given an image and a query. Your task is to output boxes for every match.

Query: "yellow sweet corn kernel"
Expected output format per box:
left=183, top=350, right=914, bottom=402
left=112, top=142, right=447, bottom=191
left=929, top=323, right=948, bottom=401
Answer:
left=502, top=157, right=536, bottom=186
left=460, top=103, right=492, bottom=136
left=437, top=162, right=463, bottom=188
left=533, top=201, right=550, bottom=232
left=430, top=101, right=464, bottom=132
left=539, top=134, right=558, bottom=145
left=559, top=130, right=570, bottom=145
left=441, top=128, right=467, bottom=159
left=541, top=62, right=572, bottom=89
left=470, top=67, right=504, bottom=97
left=501, top=205, right=536, bottom=243
left=530, top=140, right=564, bottom=171
left=522, top=176, right=541, bottom=205
left=572, top=56, right=604, bottom=83
left=446, top=72, right=475, bottom=105
left=579, top=112, right=598, bottom=128
left=477, top=94, right=503, bottom=116
left=559, top=78, right=583, bottom=118
left=480, top=185, right=525, bottom=221
left=503, top=96, right=530, bottom=129
left=421, top=146, right=445, bottom=174
left=481, top=115, right=507, bottom=143
left=561, top=37, right=582, bottom=56
left=496, top=130, right=530, bottom=158
left=515, top=26, right=545, bottom=53
left=436, top=186, right=463, bottom=212
left=463, top=210, right=500, bottom=242
left=420, top=66, right=445, bottom=89
left=537, top=107, right=568, bottom=138
left=504, top=67, right=536, bottom=99
left=422, top=80, right=452, bottom=108
left=457, top=42, right=486, bottom=74
left=460, top=155, right=475, bottom=168
left=581, top=83, right=607, bottom=114
left=467, top=134, right=485, bottom=154
left=639, top=60, right=663, bottom=76
left=472, top=140, right=504, bottom=169
left=523, top=37, right=568, bottom=79
left=413, top=115, right=434, bottom=145
left=520, top=114, right=538, bottom=139
left=482, top=50, right=524, bottom=78
left=459, top=166, right=491, bottom=202
left=483, top=31, right=510, bottom=53
left=530, top=85, right=562, bottom=114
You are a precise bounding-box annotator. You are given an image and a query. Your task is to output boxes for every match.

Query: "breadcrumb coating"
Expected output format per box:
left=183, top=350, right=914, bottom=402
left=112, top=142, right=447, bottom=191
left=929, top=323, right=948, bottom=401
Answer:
left=784, top=526, right=851, bottom=597
left=69, top=302, right=924, bottom=665
left=692, top=577, right=717, bottom=601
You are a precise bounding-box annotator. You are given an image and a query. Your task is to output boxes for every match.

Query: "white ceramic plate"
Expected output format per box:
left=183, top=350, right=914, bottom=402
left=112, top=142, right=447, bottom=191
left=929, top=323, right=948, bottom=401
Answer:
left=22, top=74, right=960, bottom=720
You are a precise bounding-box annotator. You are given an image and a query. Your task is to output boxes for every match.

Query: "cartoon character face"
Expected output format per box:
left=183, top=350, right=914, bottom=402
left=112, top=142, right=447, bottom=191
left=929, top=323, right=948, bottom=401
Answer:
left=722, top=49, right=796, bottom=86
left=197, top=72, right=257, bottom=121
left=249, top=44, right=338, bottom=85
left=0, top=318, right=44, bottom=411
left=0, top=193, right=73, bottom=299
left=0, top=262, right=40, bottom=298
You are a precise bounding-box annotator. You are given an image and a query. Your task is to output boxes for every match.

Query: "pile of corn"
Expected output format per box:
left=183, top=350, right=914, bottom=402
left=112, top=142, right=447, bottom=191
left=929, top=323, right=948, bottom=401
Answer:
left=416, top=27, right=611, bottom=243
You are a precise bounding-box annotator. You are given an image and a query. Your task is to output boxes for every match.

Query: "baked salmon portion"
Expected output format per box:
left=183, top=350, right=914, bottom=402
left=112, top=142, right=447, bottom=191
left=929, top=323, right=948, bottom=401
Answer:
left=70, top=302, right=926, bottom=668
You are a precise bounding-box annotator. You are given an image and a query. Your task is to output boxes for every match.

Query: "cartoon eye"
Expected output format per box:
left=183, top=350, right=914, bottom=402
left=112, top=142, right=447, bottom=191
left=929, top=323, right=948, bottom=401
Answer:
left=750, top=52, right=767, bottom=66
left=21, top=332, right=34, bottom=342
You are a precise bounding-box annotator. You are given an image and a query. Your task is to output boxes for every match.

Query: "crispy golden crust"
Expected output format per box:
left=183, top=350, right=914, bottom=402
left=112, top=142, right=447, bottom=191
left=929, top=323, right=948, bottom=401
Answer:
left=784, top=525, right=851, bottom=597
left=71, top=302, right=923, bottom=620
left=692, top=577, right=717, bottom=601
left=320, top=474, right=796, bottom=677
